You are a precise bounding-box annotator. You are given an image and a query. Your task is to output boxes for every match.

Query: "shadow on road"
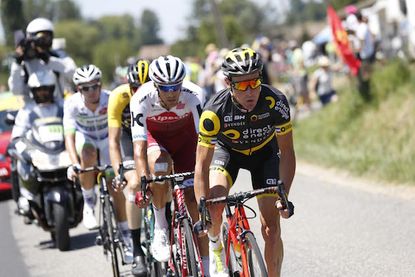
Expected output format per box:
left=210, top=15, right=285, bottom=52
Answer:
left=70, top=231, right=99, bottom=250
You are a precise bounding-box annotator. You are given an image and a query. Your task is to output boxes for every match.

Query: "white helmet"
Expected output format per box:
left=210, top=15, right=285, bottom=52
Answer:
left=149, top=55, right=186, bottom=85
left=73, top=64, right=102, bottom=85
left=26, top=18, right=54, bottom=34
left=28, top=70, right=55, bottom=88
left=28, top=70, right=56, bottom=104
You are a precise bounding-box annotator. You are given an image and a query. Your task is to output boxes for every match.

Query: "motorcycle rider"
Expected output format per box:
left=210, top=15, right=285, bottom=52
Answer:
left=8, top=17, right=76, bottom=103
left=10, top=69, right=64, bottom=222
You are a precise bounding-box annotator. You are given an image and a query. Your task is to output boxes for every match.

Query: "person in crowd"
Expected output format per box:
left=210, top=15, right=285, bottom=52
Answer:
left=310, top=56, right=338, bottom=106
left=108, top=60, right=150, bottom=276
left=194, top=47, right=296, bottom=276
left=8, top=17, right=76, bottom=103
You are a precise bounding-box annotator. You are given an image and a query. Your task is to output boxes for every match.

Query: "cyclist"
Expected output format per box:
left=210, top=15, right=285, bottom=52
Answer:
left=130, top=55, right=209, bottom=270
left=108, top=60, right=150, bottom=276
left=194, top=47, right=296, bottom=277
left=64, top=65, right=131, bottom=260
left=8, top=17, right=76, bottom=103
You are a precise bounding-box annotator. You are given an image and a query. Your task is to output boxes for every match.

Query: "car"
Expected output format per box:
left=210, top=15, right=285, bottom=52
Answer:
left=0, top=92, right=23, bottom=200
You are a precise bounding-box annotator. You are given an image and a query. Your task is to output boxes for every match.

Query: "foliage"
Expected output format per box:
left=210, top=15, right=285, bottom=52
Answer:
left=294, top=60, right=415, bottom=185
left=1, top=0, right=25, bottom=46
left=140, top=9, right=163, bottom=45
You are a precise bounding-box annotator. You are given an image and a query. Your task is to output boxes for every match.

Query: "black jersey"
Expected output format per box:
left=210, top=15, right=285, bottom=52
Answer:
left=198, top=84, right=292, bottom=155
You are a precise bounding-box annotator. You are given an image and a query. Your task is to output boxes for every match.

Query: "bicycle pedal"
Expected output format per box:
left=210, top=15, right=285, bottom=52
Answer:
left=95, top=235, right=103, bottom=246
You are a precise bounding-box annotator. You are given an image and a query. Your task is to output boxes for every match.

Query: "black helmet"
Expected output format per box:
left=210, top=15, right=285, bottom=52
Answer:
left=221, top=47, right=263, bottom=78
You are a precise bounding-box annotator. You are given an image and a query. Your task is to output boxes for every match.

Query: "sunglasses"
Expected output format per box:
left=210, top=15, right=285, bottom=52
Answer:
left=157, top=83, right=182, bottom=92
left=80, top=83, right=100, bottom=92
left=231, top=78, right=261, bottom=91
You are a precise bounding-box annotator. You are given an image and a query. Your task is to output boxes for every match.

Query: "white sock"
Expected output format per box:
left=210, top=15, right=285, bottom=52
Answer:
left=81, top=188, right=95, bottom=209
left=153, top=204, right=168, bottom=230
left=119, top=221, right=131, bottom=245
left=202, top=255, right=210, bottom=276
left=208, top=234, right=222, bottom=250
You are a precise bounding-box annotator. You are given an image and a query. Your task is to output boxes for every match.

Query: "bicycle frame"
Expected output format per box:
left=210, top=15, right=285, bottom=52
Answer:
left=224, top=202, right=253, bottom=276
left=140, top=172, right=204, bottom=277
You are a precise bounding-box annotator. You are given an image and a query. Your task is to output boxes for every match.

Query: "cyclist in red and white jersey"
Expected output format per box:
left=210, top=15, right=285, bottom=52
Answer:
left=130, top=55, right=209, bottom=268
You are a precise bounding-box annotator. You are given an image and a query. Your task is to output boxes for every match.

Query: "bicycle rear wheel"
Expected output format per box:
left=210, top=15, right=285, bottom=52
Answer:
left=183, top=218, right=201, bottom=276
left=103, top=190, right=120, bottom=277
left=242, top=232, right=267, bottom=277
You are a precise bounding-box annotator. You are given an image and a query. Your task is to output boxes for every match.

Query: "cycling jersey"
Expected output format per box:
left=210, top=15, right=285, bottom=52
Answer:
left=63, top=90, right=110, bottom=140
left=130, top=80, right=204, bottom=173
left=130, top=80, right=204, bottom=142
left=108, top=83, right=132, bottom=133
left=198, top=84, right=292, bottom=155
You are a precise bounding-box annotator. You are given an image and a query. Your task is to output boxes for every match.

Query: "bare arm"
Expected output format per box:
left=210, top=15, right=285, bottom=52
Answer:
left=108, top=126, right=122, bottom=175
left=194, top=144, right=215, bottom=205
left=277, top=131, right=296, bottom=193
left=65, top=133, right=79, bottom=165
left=133, top=140, right=149, bottom=178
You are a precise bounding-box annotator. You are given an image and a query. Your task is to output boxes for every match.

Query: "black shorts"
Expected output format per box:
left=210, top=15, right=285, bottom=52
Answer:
left=120, top=129, right=134, bottom=162
left=210, top=139, right=280, bottom=190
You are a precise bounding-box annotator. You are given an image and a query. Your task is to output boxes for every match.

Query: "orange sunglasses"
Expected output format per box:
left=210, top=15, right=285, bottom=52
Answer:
left=231, top=78, right=261, bottom=91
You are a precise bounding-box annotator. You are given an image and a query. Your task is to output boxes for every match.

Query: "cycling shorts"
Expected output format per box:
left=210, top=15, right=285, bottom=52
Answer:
left=75, top=131, right=111, bottom=166
left=120, top=129, right=134, bottom=162
left=210, top=138, right=280, bottom=190
left=146, top=128, right=197, bottom=175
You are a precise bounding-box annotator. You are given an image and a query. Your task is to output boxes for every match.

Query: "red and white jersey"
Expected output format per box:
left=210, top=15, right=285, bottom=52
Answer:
left=130, top=80, right=204, bottom=142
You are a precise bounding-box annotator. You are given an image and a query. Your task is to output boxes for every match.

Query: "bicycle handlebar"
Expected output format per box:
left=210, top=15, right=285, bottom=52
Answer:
left=74, top=164, right=112, bottom=174
left=141, top=171, right=194, bottom=184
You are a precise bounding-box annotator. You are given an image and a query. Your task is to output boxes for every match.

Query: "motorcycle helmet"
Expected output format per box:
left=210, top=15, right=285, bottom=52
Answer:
left=28, top=70, right=56, bottom=104
left=26, top=18, right=54, bottom=49
left=149, top=55, right=186, bottom=85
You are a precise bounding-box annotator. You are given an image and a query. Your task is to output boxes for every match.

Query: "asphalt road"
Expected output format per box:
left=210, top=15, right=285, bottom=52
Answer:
left=1, top=164, right=415, bottom=276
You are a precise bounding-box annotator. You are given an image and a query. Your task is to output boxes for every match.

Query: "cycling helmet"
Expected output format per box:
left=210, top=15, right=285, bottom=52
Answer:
left=73, top=64, right=102, bottom=86
left=221, top=47, right=263, bottom=78
left=28, top=70, right=55, bottom=103
left=127, top=60, right=150, bottom=86
left=149, top=55, right=186, bottom=85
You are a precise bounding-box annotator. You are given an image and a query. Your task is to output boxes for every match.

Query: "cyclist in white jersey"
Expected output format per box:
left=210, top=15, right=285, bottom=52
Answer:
left=130, top=55, right=209, bottom=269
left=64, top=65, right=129, bottom=251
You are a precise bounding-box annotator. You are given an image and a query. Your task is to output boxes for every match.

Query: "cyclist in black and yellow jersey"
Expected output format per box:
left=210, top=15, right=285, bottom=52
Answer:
left=194, top=47, right=296, bottom=277
left=108, top=60, right=150, bottom=277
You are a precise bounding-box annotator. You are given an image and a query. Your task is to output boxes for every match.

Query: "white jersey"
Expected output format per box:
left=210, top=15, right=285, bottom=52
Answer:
left=63, top=90, right=110, bottom=140
left=130, top=80, right=204, bottom=142
left=11, top=100, right=63, bottom=140
left=8, top=55, right=76, bottom=102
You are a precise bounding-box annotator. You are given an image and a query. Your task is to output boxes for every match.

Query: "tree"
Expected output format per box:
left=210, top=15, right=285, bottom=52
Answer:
left=139, top=9, right=163, bottom=45
left=1, top=0, right=26, bottom=46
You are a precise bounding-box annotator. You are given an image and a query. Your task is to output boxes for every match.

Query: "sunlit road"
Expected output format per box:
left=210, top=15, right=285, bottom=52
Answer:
left=1, top=164, right=415, bottom=276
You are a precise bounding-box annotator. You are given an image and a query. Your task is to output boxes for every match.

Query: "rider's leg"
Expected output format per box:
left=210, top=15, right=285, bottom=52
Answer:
left=79, top=145, right=98, bottom=208
left=257, top=195, right=283, bottom=277
left=147, top=147, right=172, bottom=263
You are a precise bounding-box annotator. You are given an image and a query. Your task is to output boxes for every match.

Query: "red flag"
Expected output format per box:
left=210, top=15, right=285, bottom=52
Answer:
left=327, top=5, right=361, bottom=75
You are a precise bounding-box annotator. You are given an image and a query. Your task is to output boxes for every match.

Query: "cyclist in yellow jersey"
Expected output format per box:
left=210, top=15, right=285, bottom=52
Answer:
left=108, top=60, right=150, bottom=277
left=194, top=47, right=296, bottom=277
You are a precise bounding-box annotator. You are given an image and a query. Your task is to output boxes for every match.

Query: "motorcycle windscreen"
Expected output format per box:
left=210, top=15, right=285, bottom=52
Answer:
left=31, top=149, right=72, bottom=171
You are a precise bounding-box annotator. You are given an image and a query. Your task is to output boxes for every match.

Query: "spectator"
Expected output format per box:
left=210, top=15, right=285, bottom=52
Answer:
left=311, top=56, right=337, bottom=106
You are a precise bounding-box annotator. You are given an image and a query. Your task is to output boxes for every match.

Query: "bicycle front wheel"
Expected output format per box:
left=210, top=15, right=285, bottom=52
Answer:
left=242, top=232, right=267, bottom=277
left=221, top=222, right=239, bottom=275
left=183, top=218, right=201, bottom=276
left=102, top=185, right=120, bottom=277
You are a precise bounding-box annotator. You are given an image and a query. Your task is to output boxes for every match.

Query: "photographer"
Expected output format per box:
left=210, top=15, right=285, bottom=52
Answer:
left=8, top=17, right=76, bottom=103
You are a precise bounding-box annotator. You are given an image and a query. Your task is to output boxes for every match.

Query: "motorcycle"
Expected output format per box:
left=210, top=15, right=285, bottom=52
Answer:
left=7, top=111, right=83, bottom=251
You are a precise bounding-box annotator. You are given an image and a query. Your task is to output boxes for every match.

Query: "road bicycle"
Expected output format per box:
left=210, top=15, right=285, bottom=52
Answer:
left=198, top=180, right=294, bottom=277
left=118, top=163, right=165, bottom=277
left=138, top=171, right=205, bottom=277
left=76, top=164, right=129, bottom=277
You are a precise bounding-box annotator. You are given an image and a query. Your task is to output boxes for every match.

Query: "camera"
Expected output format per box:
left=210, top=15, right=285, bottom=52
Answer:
left=14, top=30, right=53, bottom=63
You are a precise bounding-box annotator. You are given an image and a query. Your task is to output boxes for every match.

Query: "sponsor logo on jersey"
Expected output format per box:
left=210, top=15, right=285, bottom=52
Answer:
left=149, top=112, right=190, bottom=122
left=99, top=107, right=107, bottom=115
left=224, top=114, right=246, bottom=122
left=275, top=100, right=290, bottom=120
left=176, top=102, right=185, bottom=109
